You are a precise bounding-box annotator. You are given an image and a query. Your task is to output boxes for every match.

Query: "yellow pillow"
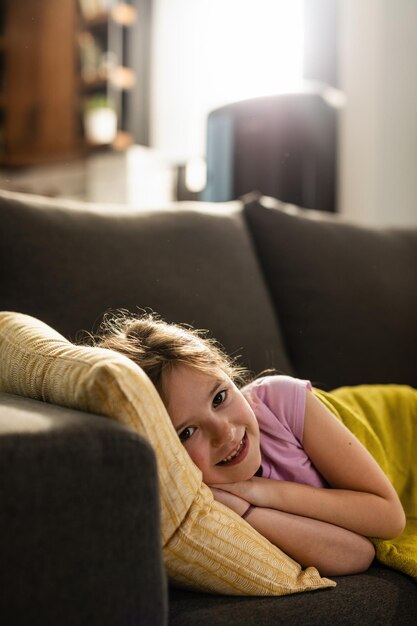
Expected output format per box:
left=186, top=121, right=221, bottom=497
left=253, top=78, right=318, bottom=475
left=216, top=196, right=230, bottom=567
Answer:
left=0, top=311, right=335, bottom=595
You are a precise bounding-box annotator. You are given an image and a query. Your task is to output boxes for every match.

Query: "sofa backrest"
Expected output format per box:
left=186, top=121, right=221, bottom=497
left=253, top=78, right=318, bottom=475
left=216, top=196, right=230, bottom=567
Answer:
left=0, top=190, right=292, bottom=377
left=244, top=195, right=417, bottom=390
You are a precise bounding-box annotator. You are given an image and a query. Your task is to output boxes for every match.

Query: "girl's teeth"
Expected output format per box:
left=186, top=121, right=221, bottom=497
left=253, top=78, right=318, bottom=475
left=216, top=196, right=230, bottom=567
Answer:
left=222, top=438, right=244, bottom=463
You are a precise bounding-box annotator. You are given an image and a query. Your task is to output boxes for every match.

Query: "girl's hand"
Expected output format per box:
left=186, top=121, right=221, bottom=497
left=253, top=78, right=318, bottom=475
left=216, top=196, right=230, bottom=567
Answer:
left=209, top=486, right=249, bottom=517
left=214, top=477, right=277, bottom=509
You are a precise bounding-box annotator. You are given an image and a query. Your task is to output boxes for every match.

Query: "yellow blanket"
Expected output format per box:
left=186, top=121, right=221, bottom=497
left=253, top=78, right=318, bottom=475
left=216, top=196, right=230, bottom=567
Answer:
left=314, top=384, right=417, bottom=581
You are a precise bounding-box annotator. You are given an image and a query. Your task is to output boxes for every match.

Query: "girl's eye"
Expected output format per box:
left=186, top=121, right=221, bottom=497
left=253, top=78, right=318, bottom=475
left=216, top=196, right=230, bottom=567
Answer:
left=178, top=426, right=196, bottom=442
left=213, top=390, right=226, bottom=407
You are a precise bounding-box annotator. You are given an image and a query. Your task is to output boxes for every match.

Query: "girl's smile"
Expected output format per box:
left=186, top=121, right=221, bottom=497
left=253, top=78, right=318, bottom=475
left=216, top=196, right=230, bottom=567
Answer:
left=216, top=432, right=249, bottom=466
left=162, top=364, right=261, bottom=484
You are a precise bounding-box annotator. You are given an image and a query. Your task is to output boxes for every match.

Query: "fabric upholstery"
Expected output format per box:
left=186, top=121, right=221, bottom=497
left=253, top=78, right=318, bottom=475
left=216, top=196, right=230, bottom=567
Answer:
left=244, top=195, right=417, bottom=389
left=0, top=189, right=292, bottom=377
left=0, top=392, right=166, bottom=626
left=169, top=563, right=417, bottom=626
left=0, top=311, right=334, bottom=596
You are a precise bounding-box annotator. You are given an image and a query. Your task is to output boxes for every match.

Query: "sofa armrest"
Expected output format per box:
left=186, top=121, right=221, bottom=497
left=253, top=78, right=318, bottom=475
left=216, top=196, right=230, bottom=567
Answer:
left=0, top=392, right=167, bottom=626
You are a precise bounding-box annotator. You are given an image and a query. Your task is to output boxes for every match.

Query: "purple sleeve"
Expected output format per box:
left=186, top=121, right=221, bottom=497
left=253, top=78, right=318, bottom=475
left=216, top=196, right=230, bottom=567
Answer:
left=243, top=375, right=312, bottom=443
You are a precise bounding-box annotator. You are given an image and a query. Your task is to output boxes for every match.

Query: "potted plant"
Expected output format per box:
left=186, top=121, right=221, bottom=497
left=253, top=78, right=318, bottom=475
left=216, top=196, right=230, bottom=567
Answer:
left=83, top=95, right=117, bottom=145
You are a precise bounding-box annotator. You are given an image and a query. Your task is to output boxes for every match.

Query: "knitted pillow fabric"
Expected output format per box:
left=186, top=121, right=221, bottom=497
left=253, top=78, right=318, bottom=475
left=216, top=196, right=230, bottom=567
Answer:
left=0, top=311, right=334, bottom=595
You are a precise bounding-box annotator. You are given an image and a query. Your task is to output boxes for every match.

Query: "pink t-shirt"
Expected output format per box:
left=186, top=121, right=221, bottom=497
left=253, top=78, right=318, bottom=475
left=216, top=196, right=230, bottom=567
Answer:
left=242, top=375, right=327, bottom=488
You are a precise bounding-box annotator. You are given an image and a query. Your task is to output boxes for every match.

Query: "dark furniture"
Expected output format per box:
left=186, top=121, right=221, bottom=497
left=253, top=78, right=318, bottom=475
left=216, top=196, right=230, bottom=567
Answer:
left=203, top=91, right=338, bottom=212
left=1, top=188, right=416, bottom=625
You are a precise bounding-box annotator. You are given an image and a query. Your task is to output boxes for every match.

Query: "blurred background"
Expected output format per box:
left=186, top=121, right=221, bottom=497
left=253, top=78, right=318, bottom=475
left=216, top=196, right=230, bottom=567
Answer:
left=0, top=0, right=416, bottom=225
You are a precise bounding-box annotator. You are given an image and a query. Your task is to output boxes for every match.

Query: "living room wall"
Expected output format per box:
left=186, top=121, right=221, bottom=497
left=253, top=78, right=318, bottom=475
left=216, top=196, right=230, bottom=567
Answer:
left=338, top=0, right=417, bottom=226
left=149, top=0, right=305, bottom=161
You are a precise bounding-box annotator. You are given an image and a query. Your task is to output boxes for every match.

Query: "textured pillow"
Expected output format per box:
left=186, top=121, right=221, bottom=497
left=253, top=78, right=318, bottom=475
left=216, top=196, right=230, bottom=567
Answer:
left=0, top=311, right=334, bottom=595
left=244, top=195, right=417, bottom=390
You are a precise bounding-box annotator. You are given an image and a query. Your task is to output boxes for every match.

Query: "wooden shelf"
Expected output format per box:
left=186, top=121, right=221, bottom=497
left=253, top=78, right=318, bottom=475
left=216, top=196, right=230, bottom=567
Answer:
left=80, top=66, right=136, bottom=91
left=80, top=75, right=108, bottom=91
left=1, top=0, right=149, bottom=166
left=112, top=130, right=134, bottom=150
left=109, top=66, right=136, bottom=89
left=110, top=3, right=137, bottom=26
left=84, top=130, right=134, bottom=152
left=0, top=147, right=84, bottom=168
left=83, top=13, right=108, bottom=28
left=81, top=3, right=137, bottom=28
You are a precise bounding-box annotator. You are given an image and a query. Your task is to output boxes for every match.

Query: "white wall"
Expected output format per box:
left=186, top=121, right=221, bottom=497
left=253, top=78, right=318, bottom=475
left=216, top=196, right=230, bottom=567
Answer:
left=338, top=0, right=417, bottom=226
left=149, top=0, right=206, bottom=162
left=149, top=0, right=304, bottom=162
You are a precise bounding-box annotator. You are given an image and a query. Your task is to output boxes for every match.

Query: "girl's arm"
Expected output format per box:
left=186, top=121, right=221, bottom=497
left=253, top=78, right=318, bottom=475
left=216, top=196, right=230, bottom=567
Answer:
left=210, top=487, right=375, bottom=576
left=217, top=390, right=406, bottom=539
left=243, top=507, right=375, bottom=576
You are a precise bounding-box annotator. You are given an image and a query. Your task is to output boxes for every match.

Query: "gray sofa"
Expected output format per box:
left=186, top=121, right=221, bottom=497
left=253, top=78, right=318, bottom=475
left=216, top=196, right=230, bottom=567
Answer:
left=0, top=189, right=416, bottom=625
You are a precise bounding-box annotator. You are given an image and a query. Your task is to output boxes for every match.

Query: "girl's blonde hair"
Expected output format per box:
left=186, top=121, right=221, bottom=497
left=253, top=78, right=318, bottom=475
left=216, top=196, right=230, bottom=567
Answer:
left=93, top=310, right=248, bottom=395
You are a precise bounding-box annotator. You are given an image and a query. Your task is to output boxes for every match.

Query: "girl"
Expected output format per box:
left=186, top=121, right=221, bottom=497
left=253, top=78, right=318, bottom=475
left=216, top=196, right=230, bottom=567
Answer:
left=95, top=311, right=406, bottom=577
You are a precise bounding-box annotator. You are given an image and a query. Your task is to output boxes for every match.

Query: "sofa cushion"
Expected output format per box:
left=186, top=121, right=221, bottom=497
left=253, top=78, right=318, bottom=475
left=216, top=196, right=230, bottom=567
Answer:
left=0, top=189, right=292, bottom=377
left=0, top=311, right=334, bottom=596
left=169, top=563, right=417, bottom=626
left=244, top=196, right=417, bottom=390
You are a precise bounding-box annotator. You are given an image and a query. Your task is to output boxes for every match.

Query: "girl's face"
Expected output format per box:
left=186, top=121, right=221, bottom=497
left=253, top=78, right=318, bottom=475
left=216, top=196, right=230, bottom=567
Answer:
left=163, top=364, right=261, bottom=485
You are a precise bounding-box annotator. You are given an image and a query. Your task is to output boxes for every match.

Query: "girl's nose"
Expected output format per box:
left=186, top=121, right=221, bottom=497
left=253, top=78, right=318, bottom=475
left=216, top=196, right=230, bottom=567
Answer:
left=210, top=419, right=235, bottom=448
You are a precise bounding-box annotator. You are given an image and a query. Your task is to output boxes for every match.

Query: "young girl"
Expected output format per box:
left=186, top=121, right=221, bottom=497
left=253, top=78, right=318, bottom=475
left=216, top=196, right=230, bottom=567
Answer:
left=95, top=310, right=406, bottom=577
